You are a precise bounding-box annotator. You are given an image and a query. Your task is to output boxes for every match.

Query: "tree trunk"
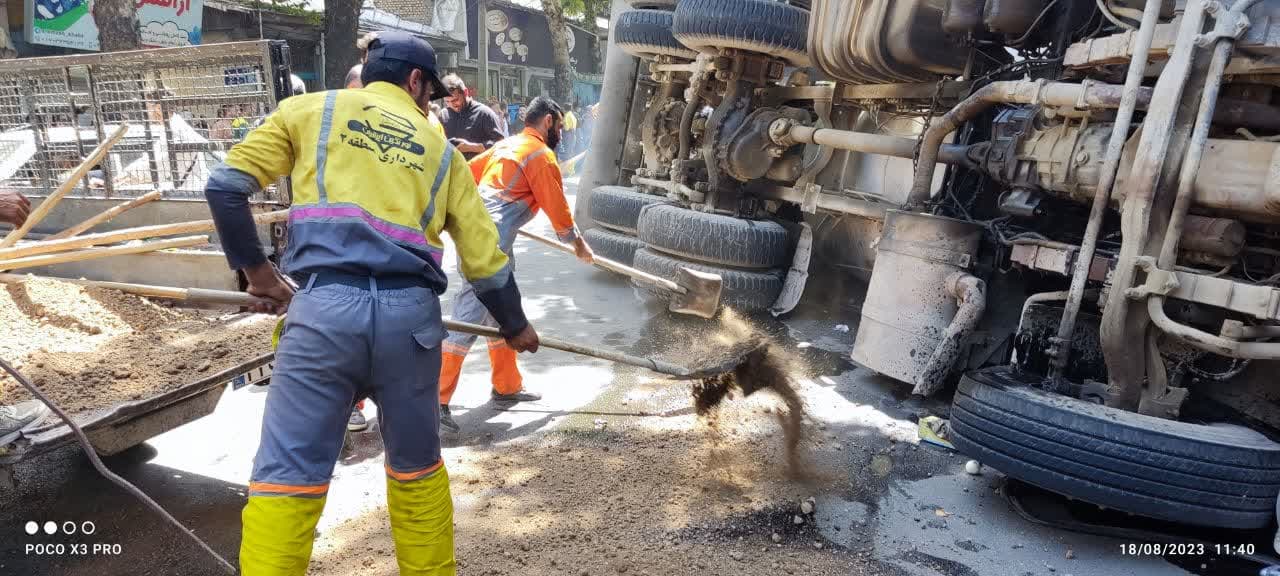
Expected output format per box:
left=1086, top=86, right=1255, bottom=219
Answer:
left=324, top=0, right=362, bottom=89
left=581, top=0, right=602, bottom=75
left=541, top=0, right=574, bottom=105
left=0, top=0, right=16, bottom=59
left=93, top=0, right=141, bottom=52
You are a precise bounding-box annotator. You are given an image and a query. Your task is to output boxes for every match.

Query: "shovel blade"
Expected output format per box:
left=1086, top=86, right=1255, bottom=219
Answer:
left=668, top=267, right=723, bottom=319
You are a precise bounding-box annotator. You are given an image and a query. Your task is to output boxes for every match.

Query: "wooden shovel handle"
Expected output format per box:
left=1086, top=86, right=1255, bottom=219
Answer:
left=515, top=229, right=683, bottom=294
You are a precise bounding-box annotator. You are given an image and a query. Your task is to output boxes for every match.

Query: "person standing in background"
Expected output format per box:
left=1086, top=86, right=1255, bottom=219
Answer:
left=487, top=96, right=508, bottom=136
left=438, top=74, right=505, bottom=160
left=560, top=104, right=578, bottom=156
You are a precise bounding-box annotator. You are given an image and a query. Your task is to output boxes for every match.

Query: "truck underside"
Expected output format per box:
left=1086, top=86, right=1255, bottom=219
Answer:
left=583, top=0, right=1280, bottom=532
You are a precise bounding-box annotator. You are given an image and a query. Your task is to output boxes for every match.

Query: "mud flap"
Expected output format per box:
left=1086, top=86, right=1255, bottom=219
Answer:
left=770, top=222, right=812, bottom=317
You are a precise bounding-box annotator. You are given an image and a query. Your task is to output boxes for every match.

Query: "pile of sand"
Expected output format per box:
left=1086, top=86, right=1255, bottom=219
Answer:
left=0, top=275, right=275, bottom=416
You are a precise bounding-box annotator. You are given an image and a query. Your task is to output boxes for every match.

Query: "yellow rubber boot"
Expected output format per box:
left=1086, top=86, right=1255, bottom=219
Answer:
left=240, top=493, right=327, bottom=576
left=386, top=465, right=456, bottom=575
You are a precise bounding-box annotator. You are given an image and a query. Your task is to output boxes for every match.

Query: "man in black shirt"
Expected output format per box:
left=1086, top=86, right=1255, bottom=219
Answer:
left=439, top=74, right=506, bottom=159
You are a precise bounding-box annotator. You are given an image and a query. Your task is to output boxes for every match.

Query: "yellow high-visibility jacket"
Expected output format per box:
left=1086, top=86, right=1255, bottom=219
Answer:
left=211, top=80, right=527, bottom=331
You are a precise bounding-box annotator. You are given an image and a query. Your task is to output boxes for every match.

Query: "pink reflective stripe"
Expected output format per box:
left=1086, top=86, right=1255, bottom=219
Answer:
left=290, top=205, right=427, bottom=247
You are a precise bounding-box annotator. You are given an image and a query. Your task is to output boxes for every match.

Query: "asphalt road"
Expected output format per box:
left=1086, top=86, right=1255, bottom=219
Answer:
left=0, top=187, right=1201, bottom=576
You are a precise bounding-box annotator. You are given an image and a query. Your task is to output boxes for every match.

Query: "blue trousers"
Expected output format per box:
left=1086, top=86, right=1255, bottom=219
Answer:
left=443, top=195, right=534, bottom=354
left=243, top=277, right=454, bottom=574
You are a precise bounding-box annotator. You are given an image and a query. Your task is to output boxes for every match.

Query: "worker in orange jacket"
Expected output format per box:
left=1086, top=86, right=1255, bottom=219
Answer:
left=438, top=97, right=593, bottom=432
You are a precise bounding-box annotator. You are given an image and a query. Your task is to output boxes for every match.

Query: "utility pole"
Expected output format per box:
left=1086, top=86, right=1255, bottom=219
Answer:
left=478, top=0, right=490, bottom=98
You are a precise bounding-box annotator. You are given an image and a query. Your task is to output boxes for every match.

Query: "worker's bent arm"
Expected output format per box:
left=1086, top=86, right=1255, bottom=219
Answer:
left=468, top=146, right=495, bottom=184
left=205, top=103, right=297, bottom=270
left=526, top=150, right=578, bottom=243
left=443, top=148, right=530, bottom=337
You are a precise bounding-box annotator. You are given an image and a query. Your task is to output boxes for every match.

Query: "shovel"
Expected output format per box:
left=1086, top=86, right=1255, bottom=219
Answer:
left=515, top=229, right=723, bottom=319
left=0, top=276, right=758, bottom=380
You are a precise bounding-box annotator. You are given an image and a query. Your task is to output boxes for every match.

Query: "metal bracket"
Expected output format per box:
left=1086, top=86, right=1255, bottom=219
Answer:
left=1127, top=257, right=1280, bottom=320
left=877, top=237, right=973, bottom=269
left=800, top=182, right=822, bottom=214
left=1195, top=1, right=1251, bottom=47
left=1124, top=257, right=1179, bottom=299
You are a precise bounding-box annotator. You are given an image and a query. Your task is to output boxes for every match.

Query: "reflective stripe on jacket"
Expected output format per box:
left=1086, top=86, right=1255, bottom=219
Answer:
left=221, top=81, right=513, bottom=296
left=468, top=128, right=578, bottom=243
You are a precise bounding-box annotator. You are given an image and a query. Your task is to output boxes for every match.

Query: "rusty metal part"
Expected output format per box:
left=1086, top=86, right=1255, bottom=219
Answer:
left=906, top=80, right=1150, bottom=209
left=722, top=107, right=811, bottom=182
left=776, top=122, right=973, bottom=166
left=640, top=97, right=686, bottom=176
left=1129, top=255, right=1280, bottom=359
left=752, top=183, right=891, bottom=219
left=1101, top=0, right=1210, bottom=411
left=1180, top=216, right=1246, bottom=258
left=913, top=272, right=987, bottom=396
left=1065, top=3, right=1280, bottom=72
left=1148, top=299, right=1280, bottom=359
left=1044, top=0, right=1159, bottom=379
left=1009, top=241, right=1112, bottom=280
left=1129, top=258, right=1280, bottom=321
left=758, top=81, right=975, bottom=107
left=997, top=121, right=1280, bottom=223
left=1157, top=0, right=1258, bottom=268
left=1053, top=0, right=1178, bottom=381
left=676, top=55, right=709, bottom=169
left=851, top=210, right=984, bottom=386
left=631, top=175, right=701, bottom=202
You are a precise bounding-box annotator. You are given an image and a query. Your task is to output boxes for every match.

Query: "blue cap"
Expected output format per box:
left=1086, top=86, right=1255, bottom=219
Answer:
left=365, top=31, right=447, bottom=99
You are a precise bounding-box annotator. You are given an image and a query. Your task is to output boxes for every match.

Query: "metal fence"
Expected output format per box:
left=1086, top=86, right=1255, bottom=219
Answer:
left=0, top=40, right=291, bottom=202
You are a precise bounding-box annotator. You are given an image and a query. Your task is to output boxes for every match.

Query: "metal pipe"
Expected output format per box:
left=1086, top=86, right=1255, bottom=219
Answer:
left=783, top=125, right=972, bottom=165
left=1145, top=0, right=1267, bottom=364
left=1101, top=0, right=1210, bottom=410
left=677, top=55, right=708, bottom=166
left=905, top=79, right=1151, bottom=209
left=913, top=272, right=986, bottom=396
left=1050, top=0, right=1163, bottom=378
left=1158, top=0, right=1258, bottom=268
left=633, top=175, right=700, bottom=199
left=752, top=184, right=889, bottom=220
left=1227, top=324, right=1280, bottom=340
left=1148, top=297, right=1280, bottom=359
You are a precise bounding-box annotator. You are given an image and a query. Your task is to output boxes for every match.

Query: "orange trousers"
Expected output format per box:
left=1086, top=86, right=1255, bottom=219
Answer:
left=438, top=339, right=522, bottom=405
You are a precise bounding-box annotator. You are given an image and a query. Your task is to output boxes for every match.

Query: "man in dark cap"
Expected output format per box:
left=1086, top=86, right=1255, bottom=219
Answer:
left=205, top=31, right=539, bottom=575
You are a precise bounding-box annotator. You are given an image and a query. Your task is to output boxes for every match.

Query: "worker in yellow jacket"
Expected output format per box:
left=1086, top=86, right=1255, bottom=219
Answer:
left=205, top=32, right=539, bottom=575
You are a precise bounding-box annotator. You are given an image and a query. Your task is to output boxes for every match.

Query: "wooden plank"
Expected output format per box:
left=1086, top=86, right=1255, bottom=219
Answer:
left=0, top=209, right=288, bottom=261
left=0, top=123, right=131, bottom=247
left=0, top=235, right=207, bottom=271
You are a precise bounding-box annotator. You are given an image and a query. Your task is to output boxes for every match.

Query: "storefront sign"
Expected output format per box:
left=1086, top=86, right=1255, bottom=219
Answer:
left=26, top=0, right=203, bottom=51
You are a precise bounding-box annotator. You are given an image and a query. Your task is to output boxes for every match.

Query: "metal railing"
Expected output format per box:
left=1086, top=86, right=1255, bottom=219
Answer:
left=0, top=40, right=290, bottom=202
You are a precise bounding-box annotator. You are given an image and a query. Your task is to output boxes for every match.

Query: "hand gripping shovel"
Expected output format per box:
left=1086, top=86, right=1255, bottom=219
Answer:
left=515, top=229, right=723, bottom=319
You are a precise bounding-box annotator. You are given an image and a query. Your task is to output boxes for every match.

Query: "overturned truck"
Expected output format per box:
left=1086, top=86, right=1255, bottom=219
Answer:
left=581, top=0, right=1280, bottom=532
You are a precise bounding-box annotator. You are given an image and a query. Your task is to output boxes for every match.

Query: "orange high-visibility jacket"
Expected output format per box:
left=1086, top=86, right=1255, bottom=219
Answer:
left=468, top=127, right=578, bottom=242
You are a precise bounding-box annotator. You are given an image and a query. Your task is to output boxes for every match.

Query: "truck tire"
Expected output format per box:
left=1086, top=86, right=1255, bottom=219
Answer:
left=628, top=0, right=676, bottom=8
left=672, top=0, right=810, bottom=66
left=632, top=248, right=783, bottom=312
left=616, top=9, right=698, bottom=60
left=584, top=228, right=646, bottom=266
left=637, top=204, right=790, bottom=269
left=951, top=367, right=1280, bottom=529
left=589, top=185, right=669, bottom=234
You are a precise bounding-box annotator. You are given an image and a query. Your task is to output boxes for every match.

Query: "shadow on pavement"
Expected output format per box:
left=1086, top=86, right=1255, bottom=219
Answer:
left=0, top=443, right=244, bottom=576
